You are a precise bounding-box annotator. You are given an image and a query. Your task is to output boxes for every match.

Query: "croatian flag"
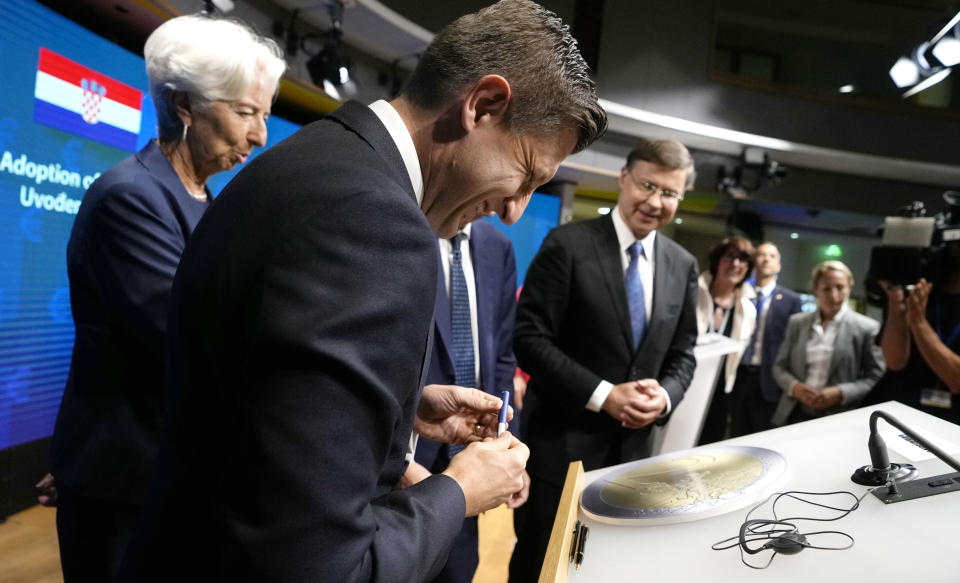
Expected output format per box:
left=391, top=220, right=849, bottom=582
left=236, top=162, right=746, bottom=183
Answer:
left=33, top=47, right=142, bottom=152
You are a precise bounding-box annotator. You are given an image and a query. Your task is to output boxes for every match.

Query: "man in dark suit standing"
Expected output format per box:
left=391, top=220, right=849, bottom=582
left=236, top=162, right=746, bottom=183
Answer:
left=119, top=2, right=606, bottom=583
left=406, top=221, right=524, bottom=583
left=729, top=242, right=803, bottom=436
left=509, top=138, right=699, bottom=582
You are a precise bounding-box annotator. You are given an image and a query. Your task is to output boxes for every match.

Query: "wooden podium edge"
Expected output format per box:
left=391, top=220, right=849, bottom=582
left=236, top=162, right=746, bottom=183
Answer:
left=538, top=461, right=585, bottom=583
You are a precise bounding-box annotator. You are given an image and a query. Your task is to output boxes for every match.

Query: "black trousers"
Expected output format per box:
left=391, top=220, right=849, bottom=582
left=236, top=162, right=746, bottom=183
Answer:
left=728, top=364, right=778, bottom=437
left=56, top=483, right=141, bottom=583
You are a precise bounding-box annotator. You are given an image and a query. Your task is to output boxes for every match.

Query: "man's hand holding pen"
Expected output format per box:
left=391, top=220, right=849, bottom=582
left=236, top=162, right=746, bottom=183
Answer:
left=415, top=384, right=513, bottom=443
left=442, top=432, right=529, bottom=516
left=416, top=384, right=529, bottom=515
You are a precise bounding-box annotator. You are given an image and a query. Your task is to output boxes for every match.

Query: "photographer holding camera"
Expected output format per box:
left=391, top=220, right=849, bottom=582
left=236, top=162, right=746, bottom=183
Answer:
left=875, top=250, right=960, bottom=424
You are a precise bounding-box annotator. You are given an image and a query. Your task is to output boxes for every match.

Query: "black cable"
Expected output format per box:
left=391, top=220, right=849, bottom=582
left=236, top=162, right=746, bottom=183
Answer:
left=711, top=487, right=881, bottom=569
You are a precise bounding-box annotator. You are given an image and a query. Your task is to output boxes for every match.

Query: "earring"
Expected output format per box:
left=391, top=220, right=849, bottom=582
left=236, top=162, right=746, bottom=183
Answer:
left=181, top=124, right=189, bottom=143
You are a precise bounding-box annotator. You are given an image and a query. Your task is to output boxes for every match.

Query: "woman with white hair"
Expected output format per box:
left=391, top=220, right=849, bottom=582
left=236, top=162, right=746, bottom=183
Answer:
left=770, top=260, right=885, bottom=426
left=48, top=15, right=284, bottom=582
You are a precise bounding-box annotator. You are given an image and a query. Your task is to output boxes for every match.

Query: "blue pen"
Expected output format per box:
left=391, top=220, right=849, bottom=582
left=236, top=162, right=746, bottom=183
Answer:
left=497, top=390, right=510, bottom=437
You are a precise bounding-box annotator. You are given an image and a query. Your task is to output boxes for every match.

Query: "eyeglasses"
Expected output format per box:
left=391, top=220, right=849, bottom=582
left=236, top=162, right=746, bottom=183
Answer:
left=626, top=173, right=685, bottom=203
left=722, top=251, right=751, bottom=264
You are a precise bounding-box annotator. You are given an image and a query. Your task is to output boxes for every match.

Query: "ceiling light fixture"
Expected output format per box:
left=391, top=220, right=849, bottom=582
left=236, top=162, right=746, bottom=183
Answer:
left=889, top=11, right=960, bottom=97
left=304, top=1, right=356, bottom=101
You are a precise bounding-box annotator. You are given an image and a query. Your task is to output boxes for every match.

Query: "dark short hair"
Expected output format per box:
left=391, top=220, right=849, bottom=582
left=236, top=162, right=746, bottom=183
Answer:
left=401, top=0, right=606, bottom=153
left=708, top=236, right=756, bottom=286
left=626, top=138, right=696, bottom=189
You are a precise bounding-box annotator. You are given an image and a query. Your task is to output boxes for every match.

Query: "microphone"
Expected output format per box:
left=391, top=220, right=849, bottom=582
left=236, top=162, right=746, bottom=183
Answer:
left=851, top=410, right=960, bottom=487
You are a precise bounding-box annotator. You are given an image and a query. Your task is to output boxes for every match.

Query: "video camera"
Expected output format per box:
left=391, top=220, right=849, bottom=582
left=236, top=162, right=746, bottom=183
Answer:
left=865, top=191, right=960, bottom=306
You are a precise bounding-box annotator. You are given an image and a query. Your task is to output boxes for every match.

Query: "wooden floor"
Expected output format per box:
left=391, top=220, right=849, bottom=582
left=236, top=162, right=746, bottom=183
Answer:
left=0, top=506, right=62, bottom=583
left=0, top=504, right=516, bottom=583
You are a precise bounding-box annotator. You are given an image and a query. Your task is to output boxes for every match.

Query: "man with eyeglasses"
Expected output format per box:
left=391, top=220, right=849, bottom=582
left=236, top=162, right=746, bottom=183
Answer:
left=510, top=138, right=699, bottom=582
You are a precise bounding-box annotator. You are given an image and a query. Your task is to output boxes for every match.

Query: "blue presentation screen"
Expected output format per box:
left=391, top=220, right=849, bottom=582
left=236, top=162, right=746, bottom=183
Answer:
left=0, top=0, right=299, bottom=451
left=484, top=191, right=561, bottom=286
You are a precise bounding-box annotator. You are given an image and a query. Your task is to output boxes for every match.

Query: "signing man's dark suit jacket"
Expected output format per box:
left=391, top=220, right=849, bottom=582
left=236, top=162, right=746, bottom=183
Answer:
left=414, top=221, right=518, bottom=583
left=516, top=214, right=699, bottom=480
left=119, top=103, right=464, bottom=583
left=52, top=140, right=208, bottom=505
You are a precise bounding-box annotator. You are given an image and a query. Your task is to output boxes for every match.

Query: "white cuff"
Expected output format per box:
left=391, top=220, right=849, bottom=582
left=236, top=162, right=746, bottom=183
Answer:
left=405, top=433, right=419, bottom=463
left=658, top=385, right=673, bottom=417
left=586, top=380, right=614, bottom=412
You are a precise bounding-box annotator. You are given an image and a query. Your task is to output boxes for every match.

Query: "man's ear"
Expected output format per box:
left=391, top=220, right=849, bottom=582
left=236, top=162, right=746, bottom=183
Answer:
left=460, top=75, right=511, bottom=131
left=173, top=91, right=193, bottom=128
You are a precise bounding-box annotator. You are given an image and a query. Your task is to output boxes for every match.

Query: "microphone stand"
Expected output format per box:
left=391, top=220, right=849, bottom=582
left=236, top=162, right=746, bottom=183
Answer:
left=852, top=410, right=960, bottom=503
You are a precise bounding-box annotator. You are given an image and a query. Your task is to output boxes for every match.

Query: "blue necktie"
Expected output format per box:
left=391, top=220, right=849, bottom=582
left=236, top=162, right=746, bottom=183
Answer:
left=626, top=241, right=646, bottom=349
left=448, top=233, right=474, bottom=458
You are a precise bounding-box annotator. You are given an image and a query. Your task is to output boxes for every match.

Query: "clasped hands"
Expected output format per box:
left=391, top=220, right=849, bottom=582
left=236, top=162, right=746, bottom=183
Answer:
left=790, top=382, right=842, bottom=411
left=415, top=384, right=529, bottom=516
left=602, top=379, right=666, bottom=429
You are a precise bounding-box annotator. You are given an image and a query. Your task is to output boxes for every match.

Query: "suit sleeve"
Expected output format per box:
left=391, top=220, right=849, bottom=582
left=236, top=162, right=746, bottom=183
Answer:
left=84, top=183, right=187, bottom=359
left=837, top=318, right=885, bottom=405
left=515, top=230, right=604, bottom=407
left=656, top=257, right=699, bottom=408
left=220, top=190, right=464, bottom=583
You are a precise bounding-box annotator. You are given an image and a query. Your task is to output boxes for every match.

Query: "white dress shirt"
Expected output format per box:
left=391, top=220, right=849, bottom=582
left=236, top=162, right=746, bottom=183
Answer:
left=804, top=303, right=848, bottom=389
left=368, top=100, right=423, bottom=206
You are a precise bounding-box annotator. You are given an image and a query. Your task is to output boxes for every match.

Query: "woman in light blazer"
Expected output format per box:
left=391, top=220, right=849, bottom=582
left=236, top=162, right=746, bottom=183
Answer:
left=771, top=261, right=885, bottom=426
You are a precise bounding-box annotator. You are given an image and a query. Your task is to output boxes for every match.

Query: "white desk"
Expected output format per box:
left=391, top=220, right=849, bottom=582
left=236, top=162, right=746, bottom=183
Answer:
left=565, top=402, right=960, bottom=582
left=659, top=335, right=743, bottom=454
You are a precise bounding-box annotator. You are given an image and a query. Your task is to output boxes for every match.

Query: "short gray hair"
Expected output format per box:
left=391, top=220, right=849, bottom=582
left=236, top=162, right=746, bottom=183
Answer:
left=401, top=0, right=606, bottom=153
left=626, top=138, right=696, bottom=189
left=145, top=15, right=286, bottom=142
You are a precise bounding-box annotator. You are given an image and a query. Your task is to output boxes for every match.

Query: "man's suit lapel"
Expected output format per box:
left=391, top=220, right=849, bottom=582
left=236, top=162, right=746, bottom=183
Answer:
left=471, top=226, right=497, bottom=393
left=328, top=102, right=417, bottom=203
left=764, top=285, right=784, bottom=335
left=593, top=216, right=633, bottom=351
left=630, top=234, right=672, bottom=360
left=329, top=102, right=431, bottom=392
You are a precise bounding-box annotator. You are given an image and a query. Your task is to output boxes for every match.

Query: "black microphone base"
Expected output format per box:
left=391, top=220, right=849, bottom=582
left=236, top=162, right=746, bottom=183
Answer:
left=851, top=463, right=918, bottom=486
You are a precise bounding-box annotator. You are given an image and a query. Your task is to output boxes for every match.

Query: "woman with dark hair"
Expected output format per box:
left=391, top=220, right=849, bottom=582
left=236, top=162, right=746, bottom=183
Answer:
left=49, top=15, right=285, bottom=582
left=696, top=236, right=757, bottom=443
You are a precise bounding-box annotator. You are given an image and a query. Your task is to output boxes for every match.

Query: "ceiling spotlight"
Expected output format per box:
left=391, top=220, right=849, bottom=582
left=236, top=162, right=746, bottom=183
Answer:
left=838, top=84, right=855, bottom=94
left=889, top=56, right=920, bottom=88
left=305, top=1, right=356, bottom=101
left=932, top=36, right=960, bottom=67
left=889, top=10, right=960, bottom=95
